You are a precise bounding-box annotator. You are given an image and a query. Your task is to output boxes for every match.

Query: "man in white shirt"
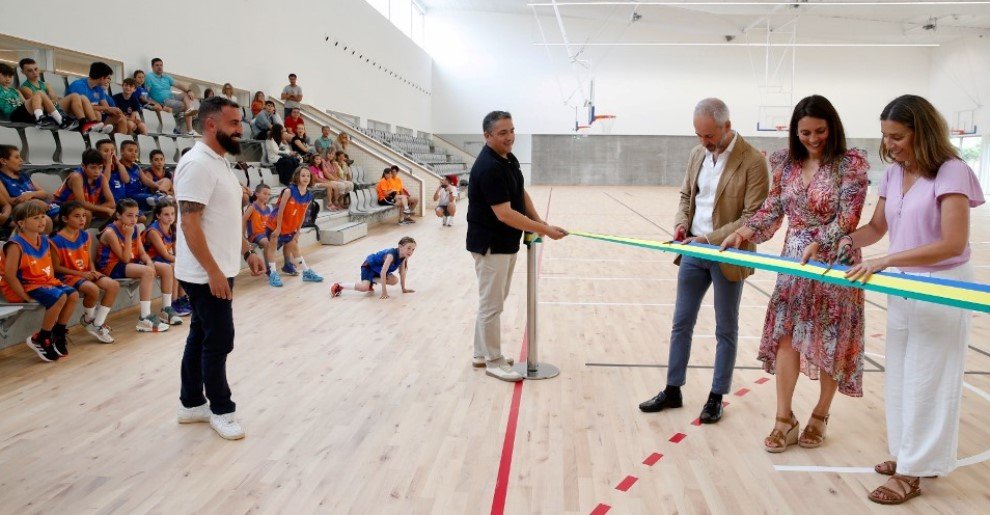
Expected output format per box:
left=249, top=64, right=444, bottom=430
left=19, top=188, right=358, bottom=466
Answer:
left=639, top=98, right=769, bottom=424
left=174, top=97, right=265, bottom=440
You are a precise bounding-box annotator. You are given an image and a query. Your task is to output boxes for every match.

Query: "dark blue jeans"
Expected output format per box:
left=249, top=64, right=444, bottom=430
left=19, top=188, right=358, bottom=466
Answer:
left=179, top=279, right=236, bottom=415
left=666, top=256, right=744, bottom=395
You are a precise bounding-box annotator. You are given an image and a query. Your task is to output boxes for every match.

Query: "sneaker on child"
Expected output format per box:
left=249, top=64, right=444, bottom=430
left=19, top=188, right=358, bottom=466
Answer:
left=25, top=333, right=59, bottom=362
left=160, top=306, right=183, bottom=325
left=281, top=263, right=299, bottom=276
left=172, top=296, right=192, bottom=317
left=301, top=269, right=323, bottom=282
left=177, top=403, right=211, bottom=424
left=269, top=272, right=284, bottom=287
left=84, top=318, right=115, bottom=343
left=210, top=412, right=245, bottom=440
left=136, top=314, right=170, bottom=333
left=330, top=283, right=343, bottom=297
left=52, top=334, right=69, bottom=357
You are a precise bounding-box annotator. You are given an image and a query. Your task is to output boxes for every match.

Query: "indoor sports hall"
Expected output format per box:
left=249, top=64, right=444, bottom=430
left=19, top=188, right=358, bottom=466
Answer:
left=0, top=1, right=988, bottom=513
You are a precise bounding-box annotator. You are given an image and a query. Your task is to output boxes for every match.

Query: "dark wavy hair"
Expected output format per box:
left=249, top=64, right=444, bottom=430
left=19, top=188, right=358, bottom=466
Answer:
left=788, top=95, right=847, bottom=165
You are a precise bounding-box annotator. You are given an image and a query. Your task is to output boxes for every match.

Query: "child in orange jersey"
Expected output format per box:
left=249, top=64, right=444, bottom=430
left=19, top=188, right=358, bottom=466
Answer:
left=1, top=201, right=79, bottom=361
left=50, top=201, right=119, bottom=343
left=265, top=167, right=323, bottom=286
left=242, top=183, right=273, bottom=274
left=96, top=199, right=171, bottom=332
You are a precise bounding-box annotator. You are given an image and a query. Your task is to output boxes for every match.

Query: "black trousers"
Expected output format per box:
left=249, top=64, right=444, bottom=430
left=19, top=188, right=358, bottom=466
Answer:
left=179, top=279, right=236, bottom=415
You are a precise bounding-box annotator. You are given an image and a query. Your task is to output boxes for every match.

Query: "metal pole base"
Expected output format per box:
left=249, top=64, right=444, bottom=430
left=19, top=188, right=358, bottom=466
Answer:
left=512, top=362, right=560, bottom=380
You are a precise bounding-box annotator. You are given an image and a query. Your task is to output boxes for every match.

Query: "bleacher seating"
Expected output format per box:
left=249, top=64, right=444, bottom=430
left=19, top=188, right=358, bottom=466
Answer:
left=355, top=126, right=468, bottom=180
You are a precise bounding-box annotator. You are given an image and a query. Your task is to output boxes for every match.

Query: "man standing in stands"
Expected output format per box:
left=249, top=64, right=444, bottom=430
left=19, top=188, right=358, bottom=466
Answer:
left=638, top=98, right=769, bottom=423
left=174, top=97, right=265, bottom=440
left=281, top=73, right=303, bottom=119
left=467, top=111, right=567, bottom=382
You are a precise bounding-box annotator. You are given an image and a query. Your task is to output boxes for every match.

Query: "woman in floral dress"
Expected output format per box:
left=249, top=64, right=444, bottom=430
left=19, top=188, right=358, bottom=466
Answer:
left=721, top=95, right=868, bottom=452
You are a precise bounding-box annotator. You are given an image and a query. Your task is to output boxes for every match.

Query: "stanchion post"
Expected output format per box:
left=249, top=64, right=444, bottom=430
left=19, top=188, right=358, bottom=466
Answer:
left=513, top=232, right=559, bottom=380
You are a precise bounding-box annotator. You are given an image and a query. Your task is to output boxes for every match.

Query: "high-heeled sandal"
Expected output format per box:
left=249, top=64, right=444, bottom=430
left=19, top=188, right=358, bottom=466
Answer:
left=764, top=412, right=799, bottom=453
left=874, top=460, right=937, bottom=478
left=868, top=474, right=921, bottom=505
left=798, top=412, right=829, bottom=448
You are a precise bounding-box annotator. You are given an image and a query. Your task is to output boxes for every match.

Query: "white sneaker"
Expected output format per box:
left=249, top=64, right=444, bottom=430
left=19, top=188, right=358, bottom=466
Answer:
left=136, top=314, right=170, bottom=333
left=486, top=361, right=523, bottom=382
left=177, top=403, right=211, bottom=424
left=84, top=319, right=114, bottom=343
left=187, top=130, right=201, bottom=137
left=210, top=412, right=245, bottom=440
left=473, top=355, right=514, bottom=368
left=100, top=123, right=115, bottom=134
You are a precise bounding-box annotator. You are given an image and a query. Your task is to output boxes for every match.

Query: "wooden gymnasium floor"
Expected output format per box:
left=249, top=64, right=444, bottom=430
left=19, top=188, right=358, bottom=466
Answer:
left=0, top=186, right=988, bottom=514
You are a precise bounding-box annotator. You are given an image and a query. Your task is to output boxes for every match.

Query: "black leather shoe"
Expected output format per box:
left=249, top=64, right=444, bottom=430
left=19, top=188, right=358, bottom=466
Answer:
left=639, top=391, right=683, bottom=413
left=699, top=399, right=723, bottom=423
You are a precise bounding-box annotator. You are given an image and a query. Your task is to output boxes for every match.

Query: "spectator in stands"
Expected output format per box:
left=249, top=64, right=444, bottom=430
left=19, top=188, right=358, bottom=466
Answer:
left=243, top=183, right=274, bottom=273
left=330, top=236, right=416, bottom=299
left=281, top=73, right=303, bottom=118
left=328, top=151, right=355, bottom=207
left=95, top=140, right=127, bottom=203
left=306, top=154, right=342, bottom=211
left=203, top=88, right=215, bottom=100
left=96, top=198, right=171, bottom=332
left=118, top=140, right=158, bottom=209
left=284, top=108, right=304, bottom=134
left=314, top=126, right=334, bottom=158
left=263, top=124, right=294, bottom=162
left=0, top=63, right=65, bottom=130
left=251, top=100, right=281, bottom=140
left=145, top=58, right=199, bottom=136
left=377, top=167, right=397, bottom=206
left=111, top=78, right=149, bottom=135
left=1, top=201, right=79, bottom=361
left=66, top=62, right=128, bottom=134
left=434, top=175, right=458, bottom=227
left=331, top=132, right=351, bottom=156
left=250, top=91, right=266, bottom=117
left=264, top=166, right=323, bottom=287
left=17, top=58, right=90, bottom=131
left=0, top=144, right=59, bottom=229
left=143, top=197, right=185, bottom=322
left=132, top=70, right=165, bottom=111
left=389, top=165, right=418, bottom=223
left=220, top=83, right=236, bottom=102
left=50, top=201, right=118, bottom=343
left=337, top=152, right=354, bottom=182
left=290, top=124, right=313, bottom=156
left=53, top=148, right=116, bottom=219
left=145, top=149, right=174, bottom=196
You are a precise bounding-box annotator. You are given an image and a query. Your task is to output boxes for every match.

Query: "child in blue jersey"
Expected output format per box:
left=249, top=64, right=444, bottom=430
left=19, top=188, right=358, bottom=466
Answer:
left=118, top=140, right=156, bottom=210
left=331, top=237, right=416, bottom=300
left=142, top=197, right=189, bottom=318
left=96, top=140, right=128, bottom=203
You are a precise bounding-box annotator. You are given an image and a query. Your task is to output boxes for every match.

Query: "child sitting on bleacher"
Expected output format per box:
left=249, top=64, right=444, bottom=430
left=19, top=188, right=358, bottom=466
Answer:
left=0, top=144, right=60, bottom=232
left=50, top=201, right=119, bottom=343
left=53, top=149, right=116, bottom=219
left=17, top=58, right=91, bottom=132
left=265, top=167, right=323, bottom=287
left=142, top=197, right=189, bottom=318
left=243, top=183, right=274, bottom=274
left=1, top=201, right=79, bottom=361
left=96, top=199, right=172, bottom=332
left=96, top=140, right=127, bottom=203
left=111, top=78, right=148, bottom=136
left=330, top=236, right=416, bottom=300
left=144, top=149, right=174, bottom=196
left=433, top=175, right=458, bottom=227
left=0, top=63, right=68, bottom=130
left=118, top=141, right=160, bottom=210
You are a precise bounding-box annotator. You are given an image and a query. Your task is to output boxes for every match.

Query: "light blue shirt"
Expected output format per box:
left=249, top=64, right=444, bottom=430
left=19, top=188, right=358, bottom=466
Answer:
left=66, top=78, right=114, bottom=107
left=145, top=72, right=175, bottom=104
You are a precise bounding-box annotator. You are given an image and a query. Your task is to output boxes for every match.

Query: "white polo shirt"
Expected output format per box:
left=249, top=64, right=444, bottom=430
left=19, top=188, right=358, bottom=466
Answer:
left=175, top=141, right=244, bottom=283
left=690, top=133, right=737, bottom=237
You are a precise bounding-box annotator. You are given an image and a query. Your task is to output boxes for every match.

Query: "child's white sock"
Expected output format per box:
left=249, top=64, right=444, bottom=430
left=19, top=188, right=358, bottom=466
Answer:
left=268, top=262, right=277, bottom=274
left=140, top=301, right=151, bottom=318
left=84, top=306, right=96, bottom=321
left=340, top=282, right=355, bottom=290
left=296, top=257, right=309, bottom=271
left=95, top=305, right=112, bottom=326
left=50, top=110, right=63, bottom=124
left=163, top=293, right=172, bottom=307
left=33, top=108, right=44, bottom=120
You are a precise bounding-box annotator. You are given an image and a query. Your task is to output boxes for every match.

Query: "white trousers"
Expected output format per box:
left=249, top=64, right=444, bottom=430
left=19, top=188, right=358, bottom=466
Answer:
left=472, top=251, right=518, bottom=363
left=885, top=262, right=973, bottom=477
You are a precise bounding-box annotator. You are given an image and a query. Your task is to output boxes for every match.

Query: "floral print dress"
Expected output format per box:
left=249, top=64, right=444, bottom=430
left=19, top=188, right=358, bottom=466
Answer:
left=746, top=148, right=869, bottom=396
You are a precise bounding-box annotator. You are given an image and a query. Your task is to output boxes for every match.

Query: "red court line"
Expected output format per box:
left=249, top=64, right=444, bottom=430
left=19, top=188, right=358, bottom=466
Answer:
left=590, top=503, right=611, bottom=515
left=615, top=475, right=638, bottom=492
left=490, top=190, right=553, bottom=515
left=691, top=418, right=702, bottom=426
left=669, top=432, right=687, bottom=443
left=755, top=377, right=770, bottom=384
left=734, top=388, right=750, bottom=397
left=643, top=452, right=663, bottom=466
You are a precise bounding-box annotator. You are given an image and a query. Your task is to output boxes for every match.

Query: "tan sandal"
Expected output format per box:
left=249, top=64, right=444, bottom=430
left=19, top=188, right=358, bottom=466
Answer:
left=868, top=474, right=920, bottom=505
left=798, top=412, right=829, bottom=448
left=764, top=412, right=799, bottom=453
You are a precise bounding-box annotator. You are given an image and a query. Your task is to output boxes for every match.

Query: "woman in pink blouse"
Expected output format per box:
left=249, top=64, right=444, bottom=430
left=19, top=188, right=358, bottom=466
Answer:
left=722, top=95, right=869, bottom=453
left=843, top=95, right=984, bottom=505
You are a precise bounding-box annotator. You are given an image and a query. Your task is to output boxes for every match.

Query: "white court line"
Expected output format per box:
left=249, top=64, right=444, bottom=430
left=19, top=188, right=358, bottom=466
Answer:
left=778, top=350, right=990, bottom=473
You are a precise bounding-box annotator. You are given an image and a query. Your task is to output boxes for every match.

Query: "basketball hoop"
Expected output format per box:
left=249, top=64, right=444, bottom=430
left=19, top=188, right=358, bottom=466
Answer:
left=593, top=114, right=617, bottom=135
left=574, top=124, right=591, bottom=138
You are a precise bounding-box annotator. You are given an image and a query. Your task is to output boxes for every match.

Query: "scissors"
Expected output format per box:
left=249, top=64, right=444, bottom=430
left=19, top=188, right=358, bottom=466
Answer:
left=821, top=243, right=853, bottom=275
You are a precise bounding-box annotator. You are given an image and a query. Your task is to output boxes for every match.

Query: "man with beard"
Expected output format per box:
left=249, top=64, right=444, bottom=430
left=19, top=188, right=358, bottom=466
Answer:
left=638, top=98, right=769, bottom=424
left=173, top=97, right=265, bottom=440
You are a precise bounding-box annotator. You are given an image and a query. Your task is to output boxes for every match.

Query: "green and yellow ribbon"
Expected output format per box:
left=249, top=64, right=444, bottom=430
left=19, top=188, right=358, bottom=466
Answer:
left=569, top=231, right=990, bottom=313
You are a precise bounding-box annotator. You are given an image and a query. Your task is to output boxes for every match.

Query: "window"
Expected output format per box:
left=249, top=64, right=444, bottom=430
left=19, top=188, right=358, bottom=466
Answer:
left=952, top=135, right=982, bottom=172
left=364, top=0, right=426, bottom=48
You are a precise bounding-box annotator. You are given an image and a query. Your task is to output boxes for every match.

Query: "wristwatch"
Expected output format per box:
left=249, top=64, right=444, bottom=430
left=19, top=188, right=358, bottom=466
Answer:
left=243, top=251, right=253, bottom=261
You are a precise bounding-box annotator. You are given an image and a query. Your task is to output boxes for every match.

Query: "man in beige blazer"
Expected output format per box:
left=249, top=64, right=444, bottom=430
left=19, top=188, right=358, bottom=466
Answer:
left=639, top=98, right=769, bottom=423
